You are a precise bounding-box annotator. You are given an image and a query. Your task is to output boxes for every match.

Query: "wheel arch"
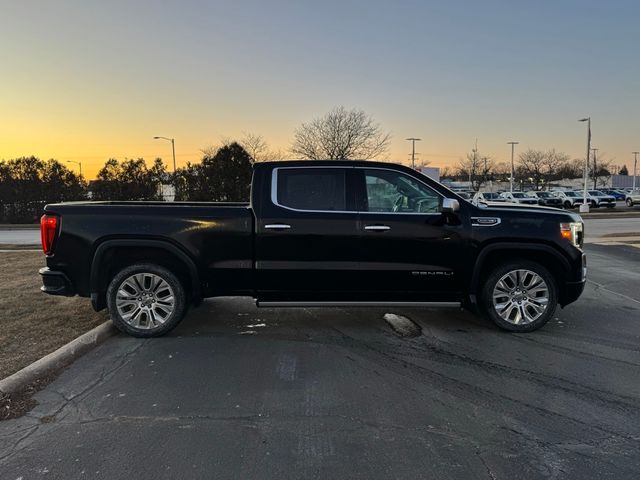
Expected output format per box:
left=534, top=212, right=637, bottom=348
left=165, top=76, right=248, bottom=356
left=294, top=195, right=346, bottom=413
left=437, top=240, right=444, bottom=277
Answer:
left=469, top=242, right=570, bottom=304
left=90, top=239, right=201, bottom=311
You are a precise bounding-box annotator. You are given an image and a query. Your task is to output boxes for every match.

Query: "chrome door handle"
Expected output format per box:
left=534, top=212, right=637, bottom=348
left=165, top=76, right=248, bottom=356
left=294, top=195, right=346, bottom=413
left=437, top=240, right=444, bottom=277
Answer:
left=364, top=225, right=391, bottom=231
left=264, top=224, right=291, bottom=230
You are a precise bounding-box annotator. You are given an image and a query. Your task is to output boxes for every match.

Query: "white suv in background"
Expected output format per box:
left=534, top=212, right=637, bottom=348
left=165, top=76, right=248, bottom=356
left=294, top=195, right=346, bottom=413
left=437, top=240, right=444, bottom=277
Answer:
left=498, top=192, right=539, bottom=205
left=472, top=191, right=504, bottom=204
left=587, top=190, right=616, bottom=208
left=552, top=191, right=584, bottom=209
left=626, top=189, right=640, bottom=207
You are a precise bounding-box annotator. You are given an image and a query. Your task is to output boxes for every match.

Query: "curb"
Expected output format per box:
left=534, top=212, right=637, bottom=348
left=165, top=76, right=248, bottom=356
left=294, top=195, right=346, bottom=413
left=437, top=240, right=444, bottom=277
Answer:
left=0, top=321, right=116, bottom=395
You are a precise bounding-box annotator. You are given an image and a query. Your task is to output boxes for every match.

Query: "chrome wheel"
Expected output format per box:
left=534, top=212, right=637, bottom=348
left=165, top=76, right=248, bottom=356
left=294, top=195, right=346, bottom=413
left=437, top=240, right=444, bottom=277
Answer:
left=115, top=273, right=175, bottom=330
left=492, top=269, right=549, bottom=325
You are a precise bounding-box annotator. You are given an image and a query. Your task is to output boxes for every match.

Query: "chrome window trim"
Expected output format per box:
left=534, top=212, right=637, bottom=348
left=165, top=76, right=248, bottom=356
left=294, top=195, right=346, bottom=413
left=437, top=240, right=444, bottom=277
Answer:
left=271, top=166, right=444, bottom=216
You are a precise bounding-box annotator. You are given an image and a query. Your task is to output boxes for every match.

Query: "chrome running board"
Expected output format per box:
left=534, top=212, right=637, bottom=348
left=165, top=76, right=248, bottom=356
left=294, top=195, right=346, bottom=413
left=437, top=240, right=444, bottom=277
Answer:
left=256, top=301, right=461, bottom=308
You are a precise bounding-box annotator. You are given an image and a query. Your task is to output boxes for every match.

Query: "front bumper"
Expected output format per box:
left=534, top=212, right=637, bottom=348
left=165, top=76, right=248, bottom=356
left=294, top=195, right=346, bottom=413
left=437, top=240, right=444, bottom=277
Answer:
left=561, top=253, right=586, bottom=306
left=39, top=267, right=74, bottom=296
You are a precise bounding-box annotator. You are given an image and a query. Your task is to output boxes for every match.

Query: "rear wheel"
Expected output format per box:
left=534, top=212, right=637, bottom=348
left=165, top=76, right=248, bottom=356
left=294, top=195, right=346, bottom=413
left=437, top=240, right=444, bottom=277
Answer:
left=563, top=201, right=572, bottom=209
left=627, top=198, right=634, bottom=207
left=106, top=263, right=188, bottom=337
left=591, top=200, right=598, bottom=208
left=481, top=261, right=558, bottom=332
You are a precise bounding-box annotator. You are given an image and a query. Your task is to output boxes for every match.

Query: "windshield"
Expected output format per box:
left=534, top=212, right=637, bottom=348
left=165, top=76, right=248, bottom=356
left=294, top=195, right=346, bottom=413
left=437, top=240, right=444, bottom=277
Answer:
left=589, top=191, right=604, bottom=196
left=536, top=192, right=551, bottom=198
left=565, top=191, right=580, bottom=197
left=482, top=192, right=500, bottom=199
left=511, top=193, right=528, bottom=198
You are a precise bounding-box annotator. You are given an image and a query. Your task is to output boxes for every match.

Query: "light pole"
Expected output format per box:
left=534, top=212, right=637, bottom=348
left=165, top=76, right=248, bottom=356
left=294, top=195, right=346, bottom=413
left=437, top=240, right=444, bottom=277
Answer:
left=65, top=160, right=82, bottom=177
left=591, top=148, right=598, bottom=189
left=507, top=142, right=518, bottom=193
left=405, top=138, right=421, bottom=169
left=633, top=151, right=639, bottom=191
left=578, top=118, right=591, bottom=213
left=153, top=136, right=176, bottom=172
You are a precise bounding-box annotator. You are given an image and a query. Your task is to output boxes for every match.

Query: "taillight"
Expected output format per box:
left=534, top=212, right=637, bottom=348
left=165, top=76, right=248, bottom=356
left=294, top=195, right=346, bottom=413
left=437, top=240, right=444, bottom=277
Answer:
left=40, top=214, right=58, bottom=255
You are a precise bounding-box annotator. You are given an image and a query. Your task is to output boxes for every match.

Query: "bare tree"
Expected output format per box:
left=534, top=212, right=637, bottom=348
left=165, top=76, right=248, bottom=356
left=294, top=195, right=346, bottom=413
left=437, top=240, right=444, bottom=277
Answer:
left=457, top=150, right=494, bottom=190
left=240, top=132, right=284, bottom=162
left=543, top=149, right=571, bottom=183
left=517, top=149, right=547, bottom=190
left=589, top=151, right=613, bottom=188
left=291, top=106, right=391, bottom=160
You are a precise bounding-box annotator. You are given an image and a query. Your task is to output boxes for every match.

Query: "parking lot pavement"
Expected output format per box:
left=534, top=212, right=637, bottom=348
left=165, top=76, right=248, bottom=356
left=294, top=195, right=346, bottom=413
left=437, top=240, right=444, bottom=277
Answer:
left=1, top=246, right=639, bottom=479
left=584, top=216, right=640, bottom=242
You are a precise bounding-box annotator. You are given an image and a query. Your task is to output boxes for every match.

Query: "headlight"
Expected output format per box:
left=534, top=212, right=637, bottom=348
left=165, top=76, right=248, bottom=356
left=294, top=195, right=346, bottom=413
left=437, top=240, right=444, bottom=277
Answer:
left=560, top=222, right=583, bottom=248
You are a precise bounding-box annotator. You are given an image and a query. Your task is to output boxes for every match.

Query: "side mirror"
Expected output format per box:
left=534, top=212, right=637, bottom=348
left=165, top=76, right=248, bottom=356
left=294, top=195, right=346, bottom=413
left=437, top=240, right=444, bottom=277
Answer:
left=442, top=198, right=460, bottom=214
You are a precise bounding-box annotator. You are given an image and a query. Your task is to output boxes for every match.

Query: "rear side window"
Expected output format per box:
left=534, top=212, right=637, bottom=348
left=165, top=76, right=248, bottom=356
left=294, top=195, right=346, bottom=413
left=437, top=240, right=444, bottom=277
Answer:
left=275, top=168, right=347, bottom=211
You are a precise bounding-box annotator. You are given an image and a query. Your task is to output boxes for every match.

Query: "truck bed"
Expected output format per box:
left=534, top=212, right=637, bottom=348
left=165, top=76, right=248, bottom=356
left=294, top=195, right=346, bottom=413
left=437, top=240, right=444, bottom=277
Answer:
left=43, top=201, right=255, bottom=298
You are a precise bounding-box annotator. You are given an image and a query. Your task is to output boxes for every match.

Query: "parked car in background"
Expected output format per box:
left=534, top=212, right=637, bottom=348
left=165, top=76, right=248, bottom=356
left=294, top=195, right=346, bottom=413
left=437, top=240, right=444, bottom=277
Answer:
left=456, top=191, right=472, bottom=201
left=527, top=191, right=563, bottom=208
left=599, top=189, right=626, bottom=201
left=587, top=190, right=616, bottom=208
left=472, top=191, right=504, bottom=204
left=498, top=192, right=539, bottom=205
left=552, top=191, right=585, bottom=209
left=626, top=189, right=640, bottom=207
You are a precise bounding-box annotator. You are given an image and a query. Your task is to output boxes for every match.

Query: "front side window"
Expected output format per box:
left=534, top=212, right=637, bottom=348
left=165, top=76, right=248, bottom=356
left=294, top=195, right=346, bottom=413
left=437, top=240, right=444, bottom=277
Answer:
left=275, top=168, right=346, bottom=211
left=363, top=169, right=441, bottom=213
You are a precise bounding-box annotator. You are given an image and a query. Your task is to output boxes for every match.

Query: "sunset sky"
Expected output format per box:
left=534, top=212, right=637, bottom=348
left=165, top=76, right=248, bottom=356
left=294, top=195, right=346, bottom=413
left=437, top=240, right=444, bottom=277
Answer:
left=1, top=0, right=639, bottom=179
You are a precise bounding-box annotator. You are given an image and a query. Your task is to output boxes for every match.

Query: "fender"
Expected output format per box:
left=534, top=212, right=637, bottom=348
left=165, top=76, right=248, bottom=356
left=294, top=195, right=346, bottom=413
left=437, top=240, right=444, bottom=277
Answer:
left=90, top=239, right=202, bottom=301
left=469, top=241, right=570, bottom=296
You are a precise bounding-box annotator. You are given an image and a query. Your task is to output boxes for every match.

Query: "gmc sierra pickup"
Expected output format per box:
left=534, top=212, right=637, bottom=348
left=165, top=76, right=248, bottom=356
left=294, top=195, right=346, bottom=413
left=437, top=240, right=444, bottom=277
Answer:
left=39, top=160, right=586, bottom=337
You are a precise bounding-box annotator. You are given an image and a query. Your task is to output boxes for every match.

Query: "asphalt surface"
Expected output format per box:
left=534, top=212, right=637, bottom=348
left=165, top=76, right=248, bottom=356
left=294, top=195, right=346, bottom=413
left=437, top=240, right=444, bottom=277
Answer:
left=0, top=228, right=39, bottom=245
left=1, top=244, right=639, bottom=479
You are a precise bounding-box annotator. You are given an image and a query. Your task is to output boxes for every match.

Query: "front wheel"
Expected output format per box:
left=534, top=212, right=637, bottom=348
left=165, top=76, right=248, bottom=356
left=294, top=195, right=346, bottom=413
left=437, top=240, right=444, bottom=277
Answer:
left=106, top=263, right=188, bottom=337
left=481, top=261, right=558, bottom=332
left=627, top=198, right=634, bottom=207
left=564, top=201, right=572, bottom=209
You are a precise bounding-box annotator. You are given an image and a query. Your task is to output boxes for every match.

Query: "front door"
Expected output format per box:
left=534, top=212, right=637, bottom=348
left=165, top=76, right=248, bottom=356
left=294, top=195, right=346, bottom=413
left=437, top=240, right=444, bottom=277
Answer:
left=354, top=167, right=464, bottom=302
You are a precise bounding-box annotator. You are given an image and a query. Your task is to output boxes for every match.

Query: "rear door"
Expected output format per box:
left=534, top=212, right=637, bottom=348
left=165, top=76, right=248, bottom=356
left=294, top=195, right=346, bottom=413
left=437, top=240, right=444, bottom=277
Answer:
left=354, top=167, right=464, bottom=302
left=255, top=166, right=361, bottom=301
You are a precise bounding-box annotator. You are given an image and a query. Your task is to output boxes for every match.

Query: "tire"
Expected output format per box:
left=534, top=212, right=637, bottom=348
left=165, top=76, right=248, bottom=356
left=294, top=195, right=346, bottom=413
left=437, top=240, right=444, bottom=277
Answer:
left=481, top=261, right=558, bottom=332
left=106, top=263, right=188, bottom=337
left=627, top=198, right=634, bottom=207
left=591, top=200, right=598, bottom=208
left=563, top=201, right=572, bottom=209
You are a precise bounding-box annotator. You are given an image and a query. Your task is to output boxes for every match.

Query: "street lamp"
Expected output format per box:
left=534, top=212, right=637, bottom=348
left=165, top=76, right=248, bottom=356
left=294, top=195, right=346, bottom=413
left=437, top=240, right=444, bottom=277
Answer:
left=578, top=118, right=591, bottom=213
left=65, top=160, right=82, bottom=177
left=633, top=151, right=639, bottom=191
left=153, top=136, right=176, bottom=172
left=405, top=138, right=421, bottom=169
left=507, top=142, right=518, bottom=193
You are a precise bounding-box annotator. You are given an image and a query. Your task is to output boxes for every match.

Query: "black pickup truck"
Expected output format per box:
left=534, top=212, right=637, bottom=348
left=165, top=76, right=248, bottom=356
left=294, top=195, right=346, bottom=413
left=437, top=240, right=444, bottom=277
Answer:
left=40, top=160, right=586, bottom=337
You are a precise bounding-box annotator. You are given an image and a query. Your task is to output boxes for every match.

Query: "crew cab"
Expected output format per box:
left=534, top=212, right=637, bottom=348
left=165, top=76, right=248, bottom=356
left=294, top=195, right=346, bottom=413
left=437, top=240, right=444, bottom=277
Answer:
left=40, top=161, right=586, bottom=336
